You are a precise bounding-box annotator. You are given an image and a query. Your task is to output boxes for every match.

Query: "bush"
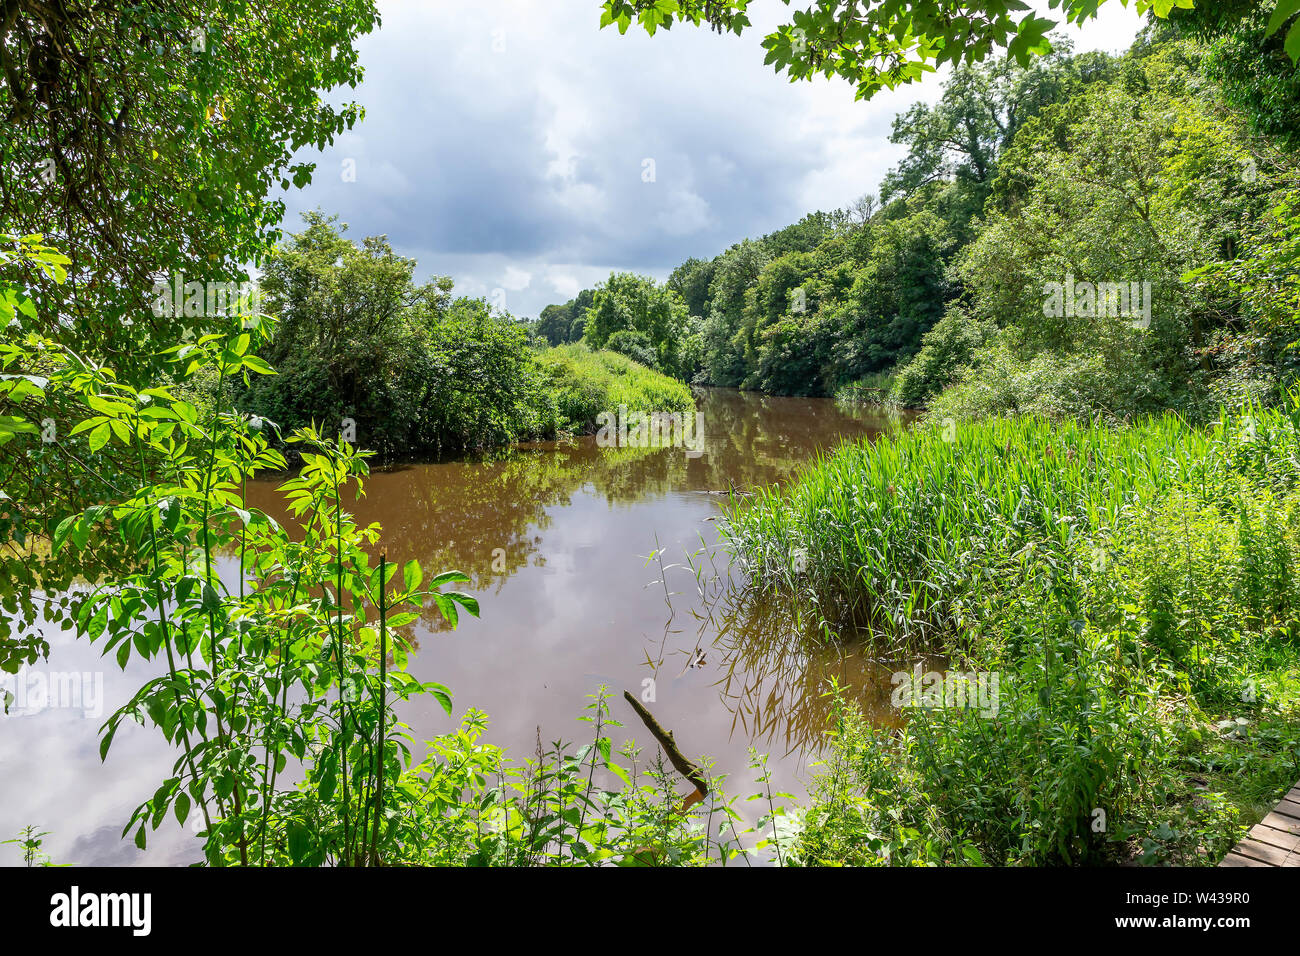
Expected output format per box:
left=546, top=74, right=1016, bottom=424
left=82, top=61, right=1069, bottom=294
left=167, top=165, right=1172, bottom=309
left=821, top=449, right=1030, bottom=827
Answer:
left=534, top=344, right=695, bottom=434
left=890, top=306, right=996, bottom=408
left=604, top=329, right=661, bottom=370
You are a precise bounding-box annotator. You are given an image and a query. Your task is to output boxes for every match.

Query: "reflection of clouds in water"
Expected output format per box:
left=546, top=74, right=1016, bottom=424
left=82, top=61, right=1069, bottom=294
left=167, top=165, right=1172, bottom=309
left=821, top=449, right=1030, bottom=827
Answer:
left=0, top=618, right=202, bottom=864
left=5, top=391, right=902, bottom=863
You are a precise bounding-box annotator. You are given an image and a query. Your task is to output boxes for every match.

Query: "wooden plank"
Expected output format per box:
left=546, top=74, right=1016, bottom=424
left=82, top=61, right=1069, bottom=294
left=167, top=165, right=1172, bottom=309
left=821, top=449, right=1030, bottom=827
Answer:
left=1221, top=851, right=1270, bottom=867
left=1220, top=776, right=1300, bottom=866
left=1248, top=823, right=1300, bottom=853
left=1261, top=811, right=1300, bottom=836
left=1233, top=838, right=1293, bottom=866
left=1275, top=798, right=1300, bottom=822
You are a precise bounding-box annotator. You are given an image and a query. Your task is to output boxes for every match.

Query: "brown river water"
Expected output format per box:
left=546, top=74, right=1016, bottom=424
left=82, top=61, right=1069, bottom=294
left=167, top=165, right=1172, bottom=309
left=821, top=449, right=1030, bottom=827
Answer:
left=1, top=388, right=913, bottom=865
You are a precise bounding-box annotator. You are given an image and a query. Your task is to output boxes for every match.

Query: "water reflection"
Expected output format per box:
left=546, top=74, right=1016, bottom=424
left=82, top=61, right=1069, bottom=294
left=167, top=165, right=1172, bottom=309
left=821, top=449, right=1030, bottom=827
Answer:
left=3, top=388, right=910, bottom=864
left=244, top=387, right=911, bottom=794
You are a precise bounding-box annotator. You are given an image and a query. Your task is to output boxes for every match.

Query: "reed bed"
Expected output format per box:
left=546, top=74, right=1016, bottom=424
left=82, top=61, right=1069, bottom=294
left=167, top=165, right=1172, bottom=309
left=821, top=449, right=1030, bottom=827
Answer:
left=723, top=402, right=1300, bottom=652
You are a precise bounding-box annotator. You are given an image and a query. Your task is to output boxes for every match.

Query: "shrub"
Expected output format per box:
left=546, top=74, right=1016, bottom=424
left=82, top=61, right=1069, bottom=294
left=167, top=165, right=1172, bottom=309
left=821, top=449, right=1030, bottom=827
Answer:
left=534, top=344, right=695, bottom=434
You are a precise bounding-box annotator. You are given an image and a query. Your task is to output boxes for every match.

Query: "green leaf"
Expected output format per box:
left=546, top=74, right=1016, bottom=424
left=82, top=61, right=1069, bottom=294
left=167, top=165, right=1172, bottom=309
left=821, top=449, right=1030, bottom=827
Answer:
left=1266, top=0, right=1300, bottom=37
left=88, top=421, right=111, bottom=452
left=287, top=822, right=310, bottom=865
left=403, top=559, right=422, bottom=591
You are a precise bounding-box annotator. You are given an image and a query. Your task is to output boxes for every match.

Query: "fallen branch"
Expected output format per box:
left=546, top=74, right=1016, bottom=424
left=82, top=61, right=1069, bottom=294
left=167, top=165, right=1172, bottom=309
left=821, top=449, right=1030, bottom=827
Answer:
left=623, top=690, right=709, bottom=800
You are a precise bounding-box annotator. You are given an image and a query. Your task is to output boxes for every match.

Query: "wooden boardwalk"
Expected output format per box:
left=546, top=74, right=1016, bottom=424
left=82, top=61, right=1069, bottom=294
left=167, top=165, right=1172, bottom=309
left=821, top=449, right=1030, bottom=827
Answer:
left=1219, top=781, right=1300, bottom=867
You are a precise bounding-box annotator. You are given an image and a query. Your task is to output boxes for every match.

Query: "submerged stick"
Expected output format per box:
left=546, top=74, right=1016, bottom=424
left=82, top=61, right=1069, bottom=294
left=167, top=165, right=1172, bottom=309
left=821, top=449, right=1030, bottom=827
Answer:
left=623, top=691, right=709, bottom=798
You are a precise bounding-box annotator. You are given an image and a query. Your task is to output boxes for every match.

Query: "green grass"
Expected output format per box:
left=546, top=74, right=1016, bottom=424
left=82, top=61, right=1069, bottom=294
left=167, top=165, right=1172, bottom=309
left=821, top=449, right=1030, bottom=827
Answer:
left=534, top=343, right=695, bottom=434
left=725, top=397, right=1300, bottom=865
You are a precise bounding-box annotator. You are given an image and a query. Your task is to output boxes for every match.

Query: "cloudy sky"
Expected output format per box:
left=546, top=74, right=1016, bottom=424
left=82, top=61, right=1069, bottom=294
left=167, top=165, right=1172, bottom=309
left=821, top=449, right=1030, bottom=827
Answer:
left=280, top=0, right=1146, bottom=320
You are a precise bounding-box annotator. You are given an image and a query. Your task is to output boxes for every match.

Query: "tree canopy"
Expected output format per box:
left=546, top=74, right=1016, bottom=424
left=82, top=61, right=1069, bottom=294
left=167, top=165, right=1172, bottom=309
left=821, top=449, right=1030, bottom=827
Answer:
left=597, top=1, right=1300, bottom=99
left=1, top=0, right=379, bottom=381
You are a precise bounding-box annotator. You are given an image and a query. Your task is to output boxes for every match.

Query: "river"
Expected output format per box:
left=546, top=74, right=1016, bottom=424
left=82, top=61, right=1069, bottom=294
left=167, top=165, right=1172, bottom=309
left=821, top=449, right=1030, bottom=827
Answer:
left=1, top=388, right=911, bottom=864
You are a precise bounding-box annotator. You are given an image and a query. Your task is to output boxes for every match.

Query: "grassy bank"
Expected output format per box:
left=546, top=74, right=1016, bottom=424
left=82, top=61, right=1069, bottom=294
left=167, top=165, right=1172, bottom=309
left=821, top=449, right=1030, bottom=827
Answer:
left=724, top=399, right=1300, bottom=865
left=535, top=343, right=696, bottom=435
left=835, top=372, right=901, bottom=407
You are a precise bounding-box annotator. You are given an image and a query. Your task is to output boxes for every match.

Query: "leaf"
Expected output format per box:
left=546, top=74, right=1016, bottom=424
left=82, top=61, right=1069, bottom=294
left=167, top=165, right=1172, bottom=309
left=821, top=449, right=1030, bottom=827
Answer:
left=52, top=515, right=77, bottom=553
left=448, top=591, right=479, bottom=618
left=201, top=582, right=222, bottom=613
left=429, top=570, right=470, bottom=587
left=1266, top=0, right=1300, bottom=37
left=99, top=723, right=117, bottom=761
left=88, top=421, right=111, bottom=452
left=287, top=822, right=310, bottom=865
left=403, top=559, right=422, bottom=591
left=426, top=682, right=453, bottom=715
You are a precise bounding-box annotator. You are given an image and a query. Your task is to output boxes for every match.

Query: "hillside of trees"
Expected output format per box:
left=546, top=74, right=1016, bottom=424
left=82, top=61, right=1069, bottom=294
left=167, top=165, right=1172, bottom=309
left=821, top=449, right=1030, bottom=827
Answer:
left=539, top=10, right=1300, bottom=424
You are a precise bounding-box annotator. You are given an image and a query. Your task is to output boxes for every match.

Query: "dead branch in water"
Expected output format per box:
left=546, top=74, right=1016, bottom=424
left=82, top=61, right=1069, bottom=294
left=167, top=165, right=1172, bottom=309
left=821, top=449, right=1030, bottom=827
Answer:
left=623, top=690, right=709, bottom=799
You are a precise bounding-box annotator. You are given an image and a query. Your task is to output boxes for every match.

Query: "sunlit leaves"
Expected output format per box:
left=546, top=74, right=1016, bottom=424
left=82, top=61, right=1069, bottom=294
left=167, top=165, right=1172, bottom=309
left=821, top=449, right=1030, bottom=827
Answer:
left=599, top=0, right=1218, bottom=99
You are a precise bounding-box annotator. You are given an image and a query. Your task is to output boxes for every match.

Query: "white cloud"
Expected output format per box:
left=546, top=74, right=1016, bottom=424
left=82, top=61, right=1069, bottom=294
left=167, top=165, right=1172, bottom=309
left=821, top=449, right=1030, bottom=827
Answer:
left=500, top=265, right=532, bottom=291
left=281, top=0, right=1144, bottom=318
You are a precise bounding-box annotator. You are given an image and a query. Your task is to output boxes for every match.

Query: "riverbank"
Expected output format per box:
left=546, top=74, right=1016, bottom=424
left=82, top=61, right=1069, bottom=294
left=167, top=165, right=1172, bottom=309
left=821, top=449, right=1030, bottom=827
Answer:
left=723, top=398, right=1300, bottom=865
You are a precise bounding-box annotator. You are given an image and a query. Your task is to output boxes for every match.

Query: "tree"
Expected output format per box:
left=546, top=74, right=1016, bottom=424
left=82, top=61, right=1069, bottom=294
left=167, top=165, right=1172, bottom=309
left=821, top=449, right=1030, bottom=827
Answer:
left=1, top=0, right=379, bottom=382
left=534, top=288, right=595, bottom=345
left=880, top=39, right=1117, bottom=203
left=923, top=50, right=1286, bottom=420
left=667, top=257, right=717, bottom=317
left=1168, top=0, right=1300, bottom=148
left=241, top=215, right=544, bottom=457
left=595, top=1, right=1263, bottom=101
left=583, top=272, right=696, bottom=378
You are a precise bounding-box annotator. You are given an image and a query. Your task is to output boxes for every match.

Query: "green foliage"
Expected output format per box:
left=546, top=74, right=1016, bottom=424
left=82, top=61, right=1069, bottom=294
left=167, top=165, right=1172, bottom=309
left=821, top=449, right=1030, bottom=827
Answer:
left=888, top=307, right=996, bottom=408
left=239, top=214, right=553, bottom=458
left=881, top=38, right=1117, bottom=204
left=1186, top=188, right=1300, bottom=408
left=597, top=0, right=1204, bottom=101
left=895, top=39, right=1297, bottom=420
left=534, top=344, right=696, bottom=434
left=1169, top=0, right=1300, bottom=147
left=2, top=825, right=62, bottom=867
left=605, top=329, right=662, bottom=370
left=0, top=0, right=378, bottom=384
left=39, top=325, right=482, bottom=864
left=0, top=233, right=123, bottom=673
left=728, top=396, right=1300, bottom=864
left=535, top=289, right=594, bottom=346
left=583, top=272, right=701, bottom=380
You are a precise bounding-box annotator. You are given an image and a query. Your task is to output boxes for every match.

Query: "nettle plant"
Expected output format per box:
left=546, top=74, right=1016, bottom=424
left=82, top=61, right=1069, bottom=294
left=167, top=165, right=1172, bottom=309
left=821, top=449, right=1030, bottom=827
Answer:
left=46, top=323, right=480, bottom=865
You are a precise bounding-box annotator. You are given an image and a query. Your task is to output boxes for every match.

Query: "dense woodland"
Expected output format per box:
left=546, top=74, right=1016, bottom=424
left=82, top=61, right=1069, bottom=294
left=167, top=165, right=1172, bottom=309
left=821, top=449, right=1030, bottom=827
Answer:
left=538, top=9, right=1300, bottom=424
